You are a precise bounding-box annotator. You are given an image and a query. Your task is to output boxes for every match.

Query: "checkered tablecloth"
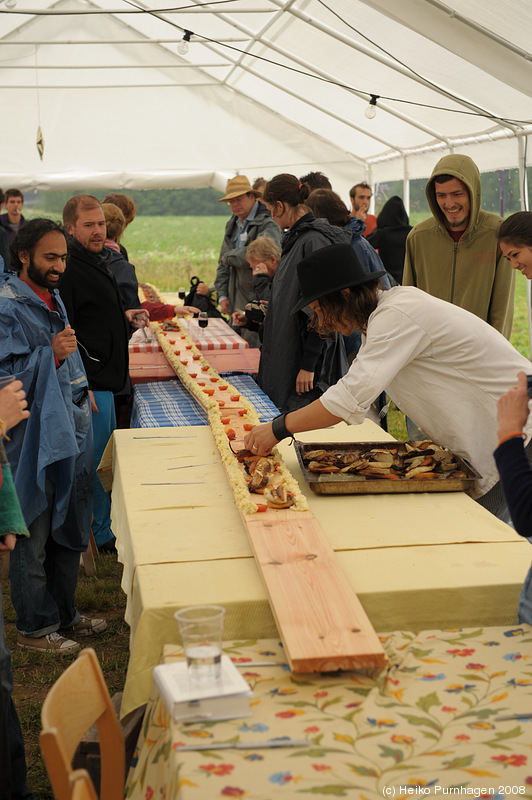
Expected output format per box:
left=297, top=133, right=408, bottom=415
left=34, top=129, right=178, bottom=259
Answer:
left=180, top=317, right=249, bottom=350
left=130, top=374, right=279, bottom=428
left=128, top=329, right=161, bottom=353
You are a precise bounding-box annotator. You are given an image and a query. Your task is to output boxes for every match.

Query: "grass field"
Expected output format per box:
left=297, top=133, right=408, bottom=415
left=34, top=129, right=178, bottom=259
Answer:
left=9, top=212, right=531, bottom=797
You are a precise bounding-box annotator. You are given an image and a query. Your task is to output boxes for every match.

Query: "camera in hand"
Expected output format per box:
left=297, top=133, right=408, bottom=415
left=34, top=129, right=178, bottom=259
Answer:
left=244, top=300, right=267, bottom=326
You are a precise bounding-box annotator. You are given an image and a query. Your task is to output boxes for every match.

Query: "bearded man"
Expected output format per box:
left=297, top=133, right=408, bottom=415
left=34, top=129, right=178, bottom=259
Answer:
left=403, top=153, right=515, bottom=339
left=0, top=218, right=104, bottom=653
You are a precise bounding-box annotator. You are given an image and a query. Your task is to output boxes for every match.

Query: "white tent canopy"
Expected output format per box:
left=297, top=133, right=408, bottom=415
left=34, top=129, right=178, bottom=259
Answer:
left=1, top=0, right=531, bottom=204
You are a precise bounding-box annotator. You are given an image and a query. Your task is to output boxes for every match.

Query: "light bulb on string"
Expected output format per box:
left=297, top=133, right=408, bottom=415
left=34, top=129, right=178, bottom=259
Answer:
left=177, top=30, right=192, bottom=56
left=365, top=95, right=379, bottom=120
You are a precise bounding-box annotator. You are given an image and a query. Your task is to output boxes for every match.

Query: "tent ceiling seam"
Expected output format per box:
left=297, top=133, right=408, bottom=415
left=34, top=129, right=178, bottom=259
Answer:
left=268, top=0, right=520, bottom=134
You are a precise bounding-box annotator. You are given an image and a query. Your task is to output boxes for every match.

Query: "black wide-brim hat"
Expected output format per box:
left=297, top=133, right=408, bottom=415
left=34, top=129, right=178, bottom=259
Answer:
left=291, top=243, right=386, bottom=314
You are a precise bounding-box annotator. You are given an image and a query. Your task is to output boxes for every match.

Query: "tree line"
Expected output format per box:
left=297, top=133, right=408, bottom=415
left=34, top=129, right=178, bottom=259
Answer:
left=34, top=187, right=229, bottom=216
left=27, top=166, right=531, bottom=218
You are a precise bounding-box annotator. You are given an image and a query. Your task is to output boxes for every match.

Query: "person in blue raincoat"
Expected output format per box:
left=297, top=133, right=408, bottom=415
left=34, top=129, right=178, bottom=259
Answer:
left=0, top=218, right=106, bottom=654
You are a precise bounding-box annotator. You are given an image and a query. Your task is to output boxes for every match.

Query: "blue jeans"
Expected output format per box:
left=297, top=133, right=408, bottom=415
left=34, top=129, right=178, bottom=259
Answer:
left=1, top=585, right=35, bottom=800
left=91, top=391, right=116, bottom=548
left=9, top=479, right=81, bottom=637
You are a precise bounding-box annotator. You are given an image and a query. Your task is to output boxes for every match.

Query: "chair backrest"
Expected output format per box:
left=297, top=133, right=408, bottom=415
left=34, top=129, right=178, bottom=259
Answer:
left=40, top=648, right=125, bottom=800
left=70, top=770, right=99, bottom=800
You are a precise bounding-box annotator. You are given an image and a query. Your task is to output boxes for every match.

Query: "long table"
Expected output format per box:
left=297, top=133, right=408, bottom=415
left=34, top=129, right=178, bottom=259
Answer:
left=125, top=626, right=532, bottom=799
left=109, top=420, right=530, bottom=718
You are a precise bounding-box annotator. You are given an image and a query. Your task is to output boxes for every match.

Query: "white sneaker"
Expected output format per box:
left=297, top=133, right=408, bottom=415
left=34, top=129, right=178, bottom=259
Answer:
left=17, top=631, right=81, bottom=654
left=59, top=615, right=108, bottom=637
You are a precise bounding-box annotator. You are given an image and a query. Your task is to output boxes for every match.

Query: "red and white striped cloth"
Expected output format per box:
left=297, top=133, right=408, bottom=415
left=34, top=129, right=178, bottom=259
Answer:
left=180, top=318, right=249, bottom=351
left=128, top=330, right=161, bottom=353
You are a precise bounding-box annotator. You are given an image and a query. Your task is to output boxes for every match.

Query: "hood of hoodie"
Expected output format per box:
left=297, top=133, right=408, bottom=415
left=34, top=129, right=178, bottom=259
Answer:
left=425, top=153, right=481, bottom=240
left=376, top=196, right=411, bottom=229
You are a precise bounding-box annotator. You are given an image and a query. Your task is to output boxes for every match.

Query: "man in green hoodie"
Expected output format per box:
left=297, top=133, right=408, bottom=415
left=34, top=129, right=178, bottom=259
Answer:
left=403, top=154, right=515, bottom=339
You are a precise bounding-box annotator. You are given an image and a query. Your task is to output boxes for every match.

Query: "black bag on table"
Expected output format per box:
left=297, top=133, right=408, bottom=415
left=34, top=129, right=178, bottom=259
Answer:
left=184, top=276, right=222, bottom=318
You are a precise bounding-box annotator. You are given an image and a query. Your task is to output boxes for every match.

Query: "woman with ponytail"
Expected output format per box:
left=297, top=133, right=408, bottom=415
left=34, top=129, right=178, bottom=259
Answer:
left=258, top=173, right=350, bottom=412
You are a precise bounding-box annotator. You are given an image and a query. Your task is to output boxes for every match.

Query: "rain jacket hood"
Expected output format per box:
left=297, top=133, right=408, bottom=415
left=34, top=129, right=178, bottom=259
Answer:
left=376, top=196, right=410, bottom=229
left=426, top=154, right=481, bottom=242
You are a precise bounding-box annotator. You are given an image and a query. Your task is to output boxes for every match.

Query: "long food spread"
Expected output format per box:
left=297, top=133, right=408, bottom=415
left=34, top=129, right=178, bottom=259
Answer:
left=134, top=286, right=387, bottom=676
left=111, top=287, right=530, bottom=719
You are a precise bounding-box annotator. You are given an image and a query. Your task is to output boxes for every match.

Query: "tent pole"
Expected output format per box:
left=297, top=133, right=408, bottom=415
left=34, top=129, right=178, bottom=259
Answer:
left=517, top=135, right=531, bottom=357
left=403, top=158, right=410, bottom=216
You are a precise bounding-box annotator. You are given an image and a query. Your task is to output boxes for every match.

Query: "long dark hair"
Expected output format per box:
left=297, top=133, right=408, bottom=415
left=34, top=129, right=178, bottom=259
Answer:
left=263, top=173, right=310, bottom=209
left=306, top=189, right=350, bottom=227
left=498, top=211, right=532, bottom=247
left=309, top=279, right=381, bottom=336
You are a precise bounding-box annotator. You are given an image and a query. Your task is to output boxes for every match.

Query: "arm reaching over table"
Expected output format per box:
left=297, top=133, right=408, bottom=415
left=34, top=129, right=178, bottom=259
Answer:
left=493, top=371, right=532, bottom=539
left=243, top=399, right=342, bottom=455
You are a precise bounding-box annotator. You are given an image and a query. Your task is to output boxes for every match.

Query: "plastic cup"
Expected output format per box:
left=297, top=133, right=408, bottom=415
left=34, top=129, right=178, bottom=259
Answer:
left=174, top=605, right=225, bottom=684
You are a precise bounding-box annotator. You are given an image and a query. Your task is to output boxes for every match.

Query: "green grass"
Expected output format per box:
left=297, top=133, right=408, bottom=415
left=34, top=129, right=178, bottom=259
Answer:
left=124, top=215, right=227, bottom=291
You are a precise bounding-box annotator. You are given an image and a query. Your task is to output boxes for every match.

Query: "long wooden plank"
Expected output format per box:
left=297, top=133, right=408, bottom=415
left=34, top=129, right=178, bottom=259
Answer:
left=243, top=514, right=387, bottom=672
left=140, top=292, right=386, bottom=673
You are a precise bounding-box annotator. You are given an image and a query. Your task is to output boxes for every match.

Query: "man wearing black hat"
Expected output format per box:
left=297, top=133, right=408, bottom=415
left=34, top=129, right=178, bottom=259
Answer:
left=214, top=175, right=281, bottom=345
left=244, top=243, right=532, bottom=520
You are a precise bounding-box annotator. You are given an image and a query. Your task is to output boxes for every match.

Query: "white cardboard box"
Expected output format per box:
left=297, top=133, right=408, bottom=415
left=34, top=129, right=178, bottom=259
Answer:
left=153, top=655, right=253, bottom=723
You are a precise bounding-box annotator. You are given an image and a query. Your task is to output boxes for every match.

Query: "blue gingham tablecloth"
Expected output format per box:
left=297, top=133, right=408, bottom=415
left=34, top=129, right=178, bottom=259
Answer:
left=130, top=373, right=279, bottom=429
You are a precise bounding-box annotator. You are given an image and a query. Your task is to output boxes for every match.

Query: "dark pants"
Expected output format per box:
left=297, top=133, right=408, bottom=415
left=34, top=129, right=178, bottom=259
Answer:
left=1, top=584, right=35, bottom=800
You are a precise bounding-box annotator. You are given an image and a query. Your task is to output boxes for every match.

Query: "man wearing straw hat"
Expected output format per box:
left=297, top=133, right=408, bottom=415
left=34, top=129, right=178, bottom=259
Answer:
left=214, top=175, right=281, bottom=345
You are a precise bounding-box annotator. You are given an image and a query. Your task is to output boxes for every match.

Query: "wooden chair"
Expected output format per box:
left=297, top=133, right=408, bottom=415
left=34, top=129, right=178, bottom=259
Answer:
left=69, top=770, right=98, bottom=800
left=40, top=648, right=125, bottom=800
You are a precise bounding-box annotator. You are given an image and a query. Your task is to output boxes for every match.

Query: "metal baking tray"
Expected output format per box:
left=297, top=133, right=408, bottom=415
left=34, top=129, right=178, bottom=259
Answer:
left=294, top=440, right=481, bottom=495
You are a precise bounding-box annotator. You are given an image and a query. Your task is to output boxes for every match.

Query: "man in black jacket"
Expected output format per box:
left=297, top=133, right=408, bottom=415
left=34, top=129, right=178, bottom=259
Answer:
left=59, top=194, right=136, bottom=551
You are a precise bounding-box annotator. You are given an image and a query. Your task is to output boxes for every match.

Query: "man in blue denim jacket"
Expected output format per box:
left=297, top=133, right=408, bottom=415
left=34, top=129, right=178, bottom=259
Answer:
left=0, top=218, right=106, bottom=654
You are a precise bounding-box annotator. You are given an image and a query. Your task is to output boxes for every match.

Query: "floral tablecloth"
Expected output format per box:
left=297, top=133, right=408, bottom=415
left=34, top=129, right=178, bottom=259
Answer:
left=126, top=627, right=532, bottom=799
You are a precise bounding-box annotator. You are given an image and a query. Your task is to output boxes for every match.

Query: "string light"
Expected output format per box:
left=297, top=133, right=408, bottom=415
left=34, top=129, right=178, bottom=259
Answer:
left=365, top=95, right=378, bottom=120
left=1, top=3, right=530, bottom=126
left=177, top=29, right=192, bottom=56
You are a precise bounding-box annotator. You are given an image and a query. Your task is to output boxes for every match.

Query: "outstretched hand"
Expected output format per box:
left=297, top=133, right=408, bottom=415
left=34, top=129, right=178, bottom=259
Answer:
left=497, top=371, right=531, bottom=441
left=243, top=422, right=277, bottom=456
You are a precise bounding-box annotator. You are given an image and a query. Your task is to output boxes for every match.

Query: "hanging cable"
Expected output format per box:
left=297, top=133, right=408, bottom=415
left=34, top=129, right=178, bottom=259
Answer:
left=3, top=1, right=532, bottom=126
